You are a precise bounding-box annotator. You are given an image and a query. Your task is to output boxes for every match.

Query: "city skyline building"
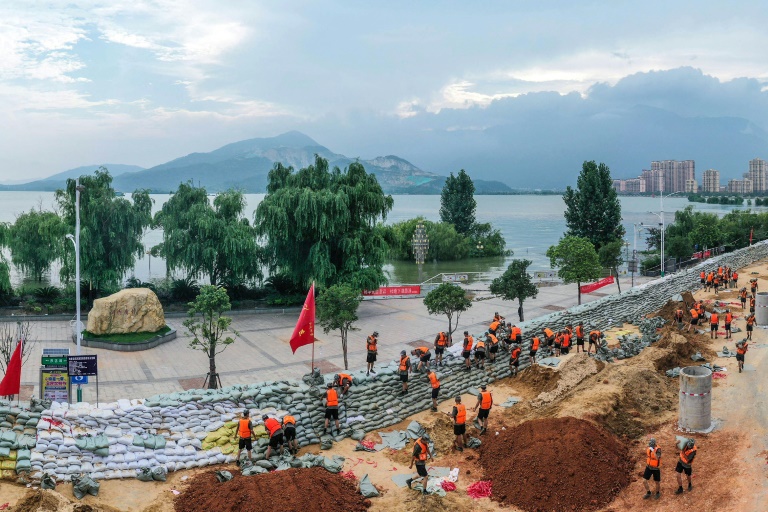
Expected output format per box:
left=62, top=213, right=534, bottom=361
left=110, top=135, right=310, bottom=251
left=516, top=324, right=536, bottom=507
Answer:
left=702, top=169, right=720, bottom=193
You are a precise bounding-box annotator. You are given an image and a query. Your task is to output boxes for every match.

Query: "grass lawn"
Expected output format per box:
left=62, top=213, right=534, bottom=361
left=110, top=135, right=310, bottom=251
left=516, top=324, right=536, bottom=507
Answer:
left=82, top=325, right=172, bottom=344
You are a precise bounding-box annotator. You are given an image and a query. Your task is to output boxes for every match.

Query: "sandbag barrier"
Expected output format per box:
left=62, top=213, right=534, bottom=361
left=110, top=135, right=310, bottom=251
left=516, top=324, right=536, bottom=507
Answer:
left=1, top=241, right=765, bottom=484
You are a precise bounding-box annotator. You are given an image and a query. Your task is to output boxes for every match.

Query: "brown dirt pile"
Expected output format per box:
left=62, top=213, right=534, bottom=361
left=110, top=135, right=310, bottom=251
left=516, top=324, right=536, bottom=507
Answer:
left=174, top=467, right=368, bottom=512
left=479, top=417, right=632, bottom=512
left=13, top=490, right=65, bottom=512
left=653, top=329, right=716, bottom=370
left=386, top=412, right=462, bottom=464
left=517, top=364, right=561, bottom=392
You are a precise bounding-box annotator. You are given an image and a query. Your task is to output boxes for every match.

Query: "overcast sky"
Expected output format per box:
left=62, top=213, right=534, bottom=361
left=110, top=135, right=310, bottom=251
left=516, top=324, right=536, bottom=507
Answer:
left=2, top=0, right=767, bottom=181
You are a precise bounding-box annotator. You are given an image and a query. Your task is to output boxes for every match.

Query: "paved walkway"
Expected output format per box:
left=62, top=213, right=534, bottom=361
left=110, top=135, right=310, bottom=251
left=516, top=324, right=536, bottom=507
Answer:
left=13, top=276, right=654, bottom=403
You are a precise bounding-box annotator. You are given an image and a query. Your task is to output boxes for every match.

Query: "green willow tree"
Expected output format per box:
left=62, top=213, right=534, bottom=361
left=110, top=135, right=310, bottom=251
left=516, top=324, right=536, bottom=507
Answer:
left=152, top=183, right=261, bottom=286
left=255, top=156, right=394, bottom=290
left=56, top=169, right=152, bottom=301
left=489, top=258, right=538, bottom=321
left=440, top=170, right=476, bottom=235
left=547, top=236, right=602, bottom=305
left=316, top=283, right=362, bottom=370
left=8, top=209, right=65, bottom=281
left=563, top=161, right=625, bottom=251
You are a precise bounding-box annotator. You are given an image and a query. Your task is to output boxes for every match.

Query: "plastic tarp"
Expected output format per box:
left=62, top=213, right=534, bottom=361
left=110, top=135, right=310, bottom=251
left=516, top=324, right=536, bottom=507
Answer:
left=499, top=397, right=522, bottom=408
left=538, top=357, right=561, bottom=367
left=359, top=474, right=379, bottom=498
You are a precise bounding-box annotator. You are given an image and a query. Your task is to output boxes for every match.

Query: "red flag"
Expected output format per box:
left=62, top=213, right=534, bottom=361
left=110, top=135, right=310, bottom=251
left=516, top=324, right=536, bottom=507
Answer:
left=0, top=339, right=23, bottom=396
left=290, top=283, right=315, bottom=353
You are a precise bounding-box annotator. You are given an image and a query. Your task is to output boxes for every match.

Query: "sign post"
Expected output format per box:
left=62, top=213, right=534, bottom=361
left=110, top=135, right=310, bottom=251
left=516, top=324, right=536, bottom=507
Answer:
left=40, top=348, right=70, bottom=403
left=68, top=355, right=99, bottom=405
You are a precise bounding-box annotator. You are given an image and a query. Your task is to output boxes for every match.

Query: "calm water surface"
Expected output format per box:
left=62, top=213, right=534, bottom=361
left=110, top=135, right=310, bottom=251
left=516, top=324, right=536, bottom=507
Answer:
left=0, top=192, right=760, bottom=287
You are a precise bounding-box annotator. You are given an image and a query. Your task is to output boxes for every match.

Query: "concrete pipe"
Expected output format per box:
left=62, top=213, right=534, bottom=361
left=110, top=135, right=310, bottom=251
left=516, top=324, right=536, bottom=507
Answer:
left=756, top=292, right=768, bottom=325
left=678, top=366, right=712, bottom=431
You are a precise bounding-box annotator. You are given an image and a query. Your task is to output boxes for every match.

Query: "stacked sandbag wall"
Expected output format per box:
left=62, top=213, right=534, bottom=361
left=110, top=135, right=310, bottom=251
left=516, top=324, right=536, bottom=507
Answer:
left=3, top=241, right=767, bottom=483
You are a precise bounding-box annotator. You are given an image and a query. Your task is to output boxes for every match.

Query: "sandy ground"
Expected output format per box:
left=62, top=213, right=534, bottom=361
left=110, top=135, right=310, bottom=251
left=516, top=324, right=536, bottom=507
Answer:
left=2, top=262, right=767, bottom=511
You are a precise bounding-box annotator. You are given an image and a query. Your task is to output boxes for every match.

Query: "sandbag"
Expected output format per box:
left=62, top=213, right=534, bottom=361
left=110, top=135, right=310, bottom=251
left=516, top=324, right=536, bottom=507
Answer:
left=72, top=474, right=100, bottom=499
left=241, top=465, right=267, bottom=476
left=359, top=474, right=379, bottom=498
left=137, top=467, right=154, bottom=482
left=215, top=470, right=233, bottom=482
left=41, top=472, right=57, bottom=490
left=152, top=466, right=167, bottom=482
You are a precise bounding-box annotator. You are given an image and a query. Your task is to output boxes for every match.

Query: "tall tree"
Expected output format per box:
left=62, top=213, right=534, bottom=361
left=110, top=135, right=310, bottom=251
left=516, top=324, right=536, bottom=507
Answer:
left=489, top=259, right=538, bottom=321
left=153, top=183, right=261, bottom=286
left=546, top=236, right=602, bottom=305
left=56, top=169, right=152, bottom=301
left=440, top=170, right=476, bottom=235
left=255, top=156, right=394, bottom=290
left=598, top=239, right=624, bottom=293
left=563, top=161, right=625, bottom=250
left=316, top=283, right=362, bottom=370
left=423, top=283, right=472, bottom=341
left=183, top=285, right=238, bottom=390
left=8, top=209, right=65, bottom=281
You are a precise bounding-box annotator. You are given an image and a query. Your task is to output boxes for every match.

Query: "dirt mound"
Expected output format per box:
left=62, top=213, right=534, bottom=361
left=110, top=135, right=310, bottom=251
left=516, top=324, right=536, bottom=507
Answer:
left=385, top=412, right=462, bottom=464
left=479, top=417, right=632, bottom=512
left=174, top=467, right=368, bottom=512
left=530, top=355, right=600, bottom=408
left=517, top=363, right=561, bottom=392
left=653, top=330, right=716, bottom=371
left=14, top=490, right=66, bottom=512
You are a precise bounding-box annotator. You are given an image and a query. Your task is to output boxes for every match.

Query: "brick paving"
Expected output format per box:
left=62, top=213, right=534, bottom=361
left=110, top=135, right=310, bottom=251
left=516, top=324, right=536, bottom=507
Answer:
left=11, top=276, right=653, bottom=403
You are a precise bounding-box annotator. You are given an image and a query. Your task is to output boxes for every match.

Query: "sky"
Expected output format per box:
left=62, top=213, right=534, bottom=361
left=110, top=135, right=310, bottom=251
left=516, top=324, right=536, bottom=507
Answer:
left=2, top=0, right=768, bottom=183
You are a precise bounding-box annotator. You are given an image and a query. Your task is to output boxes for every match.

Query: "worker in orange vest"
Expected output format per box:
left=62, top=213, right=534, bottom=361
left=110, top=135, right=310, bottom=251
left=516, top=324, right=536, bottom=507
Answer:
left=575, top=322, right=585, bottom=353
left=687, top=307, right=699, bottom=332
left=554, top=331, right=564, bottom=357
left=699, top=270, right=706, bottom=288
left=675, top=438, right=697, bottom=494
left=750, top=278, right=758, bottom=296
left=235, top=409, right=255, bottom=465
left=674, top=308, right=684, bottom=325
left=334, top=373, right=353, bottom=398
left=642, top=437, right=662, bottom=500
left=434, top=331, right=449, bottom=367
left=543, top=327, right=555, bottom=352
left=366, top=331, right=378, bottom=376
left=488, top=317, right=501, bottom=335
left=561, top=330, right=572, bottom=355
left=450, top=396, right=468, bottom=452
left=588, top=330, right=603, bottom=354
left=745, top=314, right=755, bottom=341
left=262, top=414, right=285, bottom=459
left=509, top=343, right=522, bottom=376
left=398, top=350, right=411, bottom=394
left=740, top=287, right=748, bottom=309
left=736, top=339, right=749, bottom=372
left=282, top=413, right=299, bottom=454
left=323, top=382, right=340, bottom=434
left=474, top=336, right=486, bottom=369
left=487, top=331, right=499, bottom=363
left=411, top=346, right=432, bottom=372
left=709, top=311, right=719, bottom=339
left=508, top=324, right=522, bottom=348
left=724, top=310, right=733, bottom=339
left=462, top=331, right=474, bottom=371
left=406, top=434, right=433, bottom=493
left=750, top=294, right=756, bottom=313
left=713, top=275, right=720, bottom=295
left=530, top=336, right=541, bottom=364
left=427, top=369, right=440, bottom=411
left=473, top=385, right=493, bottom=435
left=732, top=271, right=739, bottom=289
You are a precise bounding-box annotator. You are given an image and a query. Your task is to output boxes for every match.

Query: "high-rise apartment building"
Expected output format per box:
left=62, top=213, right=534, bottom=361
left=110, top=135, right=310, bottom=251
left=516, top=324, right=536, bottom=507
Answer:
left=625, top=178, right=645, bottom=194
left=651, top=160, right=695, bottom=193
left=685, top=179, right=697, bottom=193
left=749, top=158, right=768, bottom=192
left=702, top=169, right=720, bottom=193
left=641, top=169, right=664, bottom=193
left=727, top=178, right=753, bottom=195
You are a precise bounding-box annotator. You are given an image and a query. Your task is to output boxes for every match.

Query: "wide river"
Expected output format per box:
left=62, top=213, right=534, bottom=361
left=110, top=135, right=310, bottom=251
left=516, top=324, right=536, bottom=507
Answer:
left=0, top=192, right=758, bottom=288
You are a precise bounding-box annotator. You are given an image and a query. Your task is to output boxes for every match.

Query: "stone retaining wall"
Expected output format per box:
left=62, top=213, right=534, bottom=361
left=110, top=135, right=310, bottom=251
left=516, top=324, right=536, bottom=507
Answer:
left=1, top=241, right=766, bottom=483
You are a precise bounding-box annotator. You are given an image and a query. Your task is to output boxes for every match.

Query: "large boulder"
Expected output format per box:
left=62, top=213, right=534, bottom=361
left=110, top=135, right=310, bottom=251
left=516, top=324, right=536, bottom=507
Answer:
left=86, top=288, right=166, bottom=335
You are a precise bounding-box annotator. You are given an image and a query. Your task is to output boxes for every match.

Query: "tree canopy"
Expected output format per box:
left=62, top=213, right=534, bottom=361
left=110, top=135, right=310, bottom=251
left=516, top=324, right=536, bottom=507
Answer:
left=440, top=170, right=476, bottom=235
left=563, top=161, right=625, bottom=250
left=423, top=283, right=472, bottom=340
left=152, top=183, right=261, bottom=286
left=316, top=283, right=362, bottom=370
left=255, top=156, right=393, bottom=290
left=8, top=209, right=64, bottom=281
left=546, top=235, right=602, bottom=304
left=489, top=258, right=538, bottom=321
left=55, top=169, right=152, bottom=296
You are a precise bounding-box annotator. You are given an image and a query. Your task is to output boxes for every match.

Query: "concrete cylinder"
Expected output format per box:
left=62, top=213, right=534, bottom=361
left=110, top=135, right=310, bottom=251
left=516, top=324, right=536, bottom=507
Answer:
left=678, top=366, right=712, bottom=431
left=756, top=292, right=768, bottom=325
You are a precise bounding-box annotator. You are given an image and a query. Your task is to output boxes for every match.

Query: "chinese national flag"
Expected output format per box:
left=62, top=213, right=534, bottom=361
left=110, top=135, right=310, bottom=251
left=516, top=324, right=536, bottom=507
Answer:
left=290, top=283, right=316, bottom=353
left=0, top=339, right=23, bottom=396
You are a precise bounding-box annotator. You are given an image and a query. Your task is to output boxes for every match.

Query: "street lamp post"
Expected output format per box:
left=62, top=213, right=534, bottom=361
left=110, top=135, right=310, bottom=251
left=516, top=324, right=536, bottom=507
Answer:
left=649, top=191, right=680, bottom=277
left=66, top=178, right=85, bottom=402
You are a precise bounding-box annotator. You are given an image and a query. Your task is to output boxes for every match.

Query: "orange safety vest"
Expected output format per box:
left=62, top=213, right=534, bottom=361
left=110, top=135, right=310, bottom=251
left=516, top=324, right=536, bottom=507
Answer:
left=747, top=316, right=756, bottom=326
left=475, top=340, right=485, bottom=351
left=511, top=326, right=522, bottom=339
left=710, top=313, right=718, bottom=324
left=750, top=297, right=756, bottom=307
left=489, top=320, right=500, bottom=331
left=575, top=325, right=584, bottom=338
left=680, top=446, right=696, bottom=465
left=464, top=336, right=474, bottom=351
left=690, top=308, right=698, bottom=319
left=646, top=447, right=661, bottom=468
left=282, top=415, right=296, bottom=427
left=706, top=273, right=713, bottom=282
left=555, top=333, right=564, bottom=345
left=326, top=388, right=338, bottom=407
left=737, top=342, right=748, bottom=354
left=264, top=417, right=282, bottom=437
left=415, top=439, right=428, bottom=461
left=531, top=337, right=540, bottom=350
left=428, top=372, right=440, bottom=389
left=544, top=328, right=554, bottom=338
left=367, top=336, right=377, bottom=352
left=338, top=373, right=352, bottom=385
left=733, top=272, right=739, bottom=280
left=480, top=391, right=492, bottom=409
left=700, top=271, right=705, bottom=279
left=417, top=346, right=430, bottom=355
left=751, top=282, right=758, bottom=290
left=488, top=333, right=498, bottom=345
left=454, top=403, right=466, bottom=425
left=741, top=290, right=747, bottom=299
left=589, top=330, right=601, bottom=341
left=511, top=347, right=521, bottom=360
left=725, top=313, right=733, bottom=324
left=675, top=309, right=683, bottom=318
left=436, top=332, right=448, bottom=346
left=562, top=333, right=571, bottom=348
left=399, top=355, right=409, bottom=372
left=238, top=418, right=252, bottom=439
left=718, top=266, right=723, bottom=276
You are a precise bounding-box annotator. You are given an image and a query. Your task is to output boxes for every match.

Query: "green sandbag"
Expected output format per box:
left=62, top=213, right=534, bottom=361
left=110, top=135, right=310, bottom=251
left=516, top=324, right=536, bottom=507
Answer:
left=94, top=448, right=109, bottom=457
left=153, top=435, right=166, bottom=450
left=132, top=436, right=145, bottom=448
left=215, top=470, right=233, bottom=482
left=41, top=473, right=57, bottom=490
left=72, top=474, right=100, bottom=499
left=16, top=449, right=30, bottom=462
left=359, top=474, right=380, bottom=498
left=137, top=468, right=154, bottom=482
left=241, top=465, right=267, bottom=476
left=152, top=466, right=167, bottom=482
left=75, top=438, right=89, bottom=450
left=93, top=434, right=109, bottom=449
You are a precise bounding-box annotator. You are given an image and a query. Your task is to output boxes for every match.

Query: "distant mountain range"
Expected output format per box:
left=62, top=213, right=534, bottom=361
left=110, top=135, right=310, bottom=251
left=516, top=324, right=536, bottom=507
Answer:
left=0, top=132, right=511, bottom=194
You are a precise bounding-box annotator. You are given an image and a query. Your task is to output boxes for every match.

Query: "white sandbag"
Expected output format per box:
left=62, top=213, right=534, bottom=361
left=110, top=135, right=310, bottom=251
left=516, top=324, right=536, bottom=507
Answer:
left=81, top=462, right=94, bottom=472
left=37, top=419, right=51, bottom=430
left=104, top=426, right=121, bottom=438
left=110, top=444, right=127, bottom=455
left=184, top=461, right=196, bottom=470
left=116, top=434, right=133, bottom=446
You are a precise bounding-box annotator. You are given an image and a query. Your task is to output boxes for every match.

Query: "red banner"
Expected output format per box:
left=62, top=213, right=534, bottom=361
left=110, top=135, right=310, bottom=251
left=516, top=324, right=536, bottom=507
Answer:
left=692, top=250, right=711, bottom=259
left=362, top=286, right=421, bottom=296
left=579, top=276, right=615, bottom=294
left=289, top=284, right=315, bottom=354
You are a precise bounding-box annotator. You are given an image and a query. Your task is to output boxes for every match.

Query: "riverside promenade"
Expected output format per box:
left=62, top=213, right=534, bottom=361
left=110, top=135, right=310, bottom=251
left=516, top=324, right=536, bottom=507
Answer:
left=13, top=277, right=653, bottom=403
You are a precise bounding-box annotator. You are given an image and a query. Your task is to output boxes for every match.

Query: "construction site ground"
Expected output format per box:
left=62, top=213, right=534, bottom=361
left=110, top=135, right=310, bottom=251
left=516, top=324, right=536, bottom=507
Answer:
left=2, top=263, right=767, bottom=511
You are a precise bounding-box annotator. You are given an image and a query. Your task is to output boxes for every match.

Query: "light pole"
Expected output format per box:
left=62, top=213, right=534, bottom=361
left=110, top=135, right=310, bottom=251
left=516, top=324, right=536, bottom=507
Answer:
left=649, top=191, right=681, bottom=277
left=412, top=222, right=429, bottom=281
left=66, top=178, right=85, bottom=402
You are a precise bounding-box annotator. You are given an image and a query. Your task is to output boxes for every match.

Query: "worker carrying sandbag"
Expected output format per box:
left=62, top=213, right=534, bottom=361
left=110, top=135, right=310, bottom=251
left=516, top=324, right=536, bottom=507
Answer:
left=675, top=438, right=697, bottom=495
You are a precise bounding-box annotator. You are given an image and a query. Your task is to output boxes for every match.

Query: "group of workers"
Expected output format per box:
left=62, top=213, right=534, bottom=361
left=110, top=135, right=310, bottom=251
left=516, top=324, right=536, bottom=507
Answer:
left=235, top=409, right=299, bottom=464
left=700, top=265, right=739, bottom=293
left=643, top=437, right=698, bottom=500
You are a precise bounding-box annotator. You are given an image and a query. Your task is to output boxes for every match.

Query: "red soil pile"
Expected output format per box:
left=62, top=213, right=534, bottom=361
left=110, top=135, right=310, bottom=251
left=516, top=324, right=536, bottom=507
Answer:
left=479, top=416, right=632, bottom=512
left=174, top=467, right=369, bottom=512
